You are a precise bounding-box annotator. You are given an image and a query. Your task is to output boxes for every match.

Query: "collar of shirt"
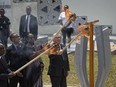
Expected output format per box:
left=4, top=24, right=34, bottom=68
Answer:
left=13, top=43, right=18, bottom=47
left=13, top=43, right=19, bottom=50
left=26, top=15, right=30, bottom=19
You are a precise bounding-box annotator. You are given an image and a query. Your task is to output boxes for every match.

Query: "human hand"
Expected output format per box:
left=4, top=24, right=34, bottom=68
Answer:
left=16, top=72, right=23, bottom=77
left=8, top=72, right=16, bottom=78
left=57, top=50, right=63, bottom=55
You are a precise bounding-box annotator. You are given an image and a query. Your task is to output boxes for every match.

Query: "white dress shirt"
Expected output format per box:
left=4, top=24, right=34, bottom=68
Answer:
left=58, top=11, right=74, bottom=28
left=26, top=15, right=30, bottom=32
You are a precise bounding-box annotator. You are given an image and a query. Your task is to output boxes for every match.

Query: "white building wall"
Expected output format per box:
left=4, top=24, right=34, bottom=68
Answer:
left=9, top=0, right=116, bottom=35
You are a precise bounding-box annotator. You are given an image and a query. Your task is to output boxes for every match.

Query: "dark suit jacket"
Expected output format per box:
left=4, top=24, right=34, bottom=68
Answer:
left=23, top=43, right=44, bottom=87
left=19, top=14, right=38, bottom=39
left=5, top=44, right=25, bottom=71
left=48, top=44, right=70, bottom=77
left=0, top=57, right=12, bottom=87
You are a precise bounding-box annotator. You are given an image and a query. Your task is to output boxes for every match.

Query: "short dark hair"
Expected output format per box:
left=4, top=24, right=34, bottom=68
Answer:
left=64, top=5, right=69, bottom=9
left=26, top=6, right=31, bottom=10
left=27, top=33, right=34, bottom=39
left=10, top=33, right=19, bottom=41
left=0, top=8, right=5, bottom=13
left=0, top=43, right=4, bottom=49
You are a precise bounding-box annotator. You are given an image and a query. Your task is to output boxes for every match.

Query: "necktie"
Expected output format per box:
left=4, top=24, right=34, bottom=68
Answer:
left=15, top=45, right=18, bottom=53
left=16, top=45, right=20, bottom=54
left=25, top=15, right=29, bottom=32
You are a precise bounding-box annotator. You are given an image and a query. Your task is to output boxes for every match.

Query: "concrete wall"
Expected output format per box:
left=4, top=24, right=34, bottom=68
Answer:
left=8, top=0, right=116, bottom=35
left=12, top=1, right=61, bottom=35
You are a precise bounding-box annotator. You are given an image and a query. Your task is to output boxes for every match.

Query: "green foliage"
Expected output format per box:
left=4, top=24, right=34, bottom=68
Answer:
left=105, top=54, right=116, bottom=87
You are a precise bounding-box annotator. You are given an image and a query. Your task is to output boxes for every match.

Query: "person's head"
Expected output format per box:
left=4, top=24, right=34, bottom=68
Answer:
left=0, top=8, right=5, bottom=17
left=10, top=33, right=20, bottom=44
left=27, top=33, right=35, bottom=44
left=0, top=43, right=5, bottom=56
left=53, top=33, right=61, bottom=44
left=64, top=5, right=69, bottom=11
left=26, top=6, right=31, bottom=15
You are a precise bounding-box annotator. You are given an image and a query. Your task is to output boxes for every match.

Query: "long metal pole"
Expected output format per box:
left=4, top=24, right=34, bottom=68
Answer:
left=89, top=22, right=94, bottom=87
left=13, top=45, right=54, bottom=74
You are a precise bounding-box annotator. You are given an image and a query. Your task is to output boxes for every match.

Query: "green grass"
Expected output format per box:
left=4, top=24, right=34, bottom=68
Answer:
left=41, top=52, right=116, bottom=87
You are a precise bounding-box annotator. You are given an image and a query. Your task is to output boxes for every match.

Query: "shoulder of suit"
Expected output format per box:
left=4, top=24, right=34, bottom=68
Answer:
left=4, top=16, right=10, bottom=20
left=21, top=15, right=26, bottom=18
left=19, top=43, right=25, bottom=48
left=31, top=15, right=37, bottom=18
left=7, top=44, right=14, bottom=49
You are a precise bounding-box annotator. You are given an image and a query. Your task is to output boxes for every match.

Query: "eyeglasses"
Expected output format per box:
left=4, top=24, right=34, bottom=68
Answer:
left=12, top=36, right=20, bottom=38
left=28, top=36, right=34, bottom=38
left=55, top=36, right=61, bottom=38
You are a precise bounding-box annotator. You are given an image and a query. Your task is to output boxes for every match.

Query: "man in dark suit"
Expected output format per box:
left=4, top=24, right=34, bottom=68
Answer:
left=47, top=33, right=70, bottom=87
left=5, top=33, right=26, bottom=87
left=0, top=43, right=15, bottom=87
left=19, top=6, right=38, bottom=43
left=23, top=33, right=44, bottom=87
left=0, top=8, right=11, bottom=47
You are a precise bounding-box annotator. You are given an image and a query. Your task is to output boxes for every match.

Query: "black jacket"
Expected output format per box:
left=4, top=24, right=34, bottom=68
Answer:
left=0, top=16, right=10, bottom=46
left=48, top=44, right=70, bottom=77
left=0, top=56, right=12, bottom=87
left=0, top=16, right=10, bottom=39
left=23, top=43, right=44, bottom=87
left=5, top=44, right=25, bottom=71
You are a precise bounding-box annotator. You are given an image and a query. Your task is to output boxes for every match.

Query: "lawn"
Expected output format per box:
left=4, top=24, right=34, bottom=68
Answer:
left=41, top=52, right=116, bottom=87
